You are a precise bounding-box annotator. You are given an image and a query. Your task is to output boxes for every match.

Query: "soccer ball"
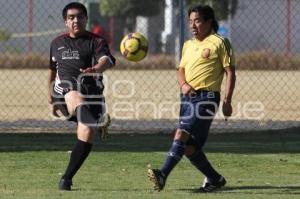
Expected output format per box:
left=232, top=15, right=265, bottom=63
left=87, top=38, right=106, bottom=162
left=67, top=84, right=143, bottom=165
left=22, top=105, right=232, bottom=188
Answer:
left=120, top=32, right=148, bottom=62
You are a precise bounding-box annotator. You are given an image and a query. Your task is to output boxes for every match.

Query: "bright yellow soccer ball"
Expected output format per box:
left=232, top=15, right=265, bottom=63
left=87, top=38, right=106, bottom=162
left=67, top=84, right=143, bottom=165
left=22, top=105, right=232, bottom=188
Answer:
left=120, top=32, right=148, bottom=62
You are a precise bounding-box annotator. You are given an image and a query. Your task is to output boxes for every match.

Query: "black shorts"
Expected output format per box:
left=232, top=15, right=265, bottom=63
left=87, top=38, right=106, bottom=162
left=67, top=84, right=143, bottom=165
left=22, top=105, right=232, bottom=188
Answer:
left=52, top=77, right=105, bottom=122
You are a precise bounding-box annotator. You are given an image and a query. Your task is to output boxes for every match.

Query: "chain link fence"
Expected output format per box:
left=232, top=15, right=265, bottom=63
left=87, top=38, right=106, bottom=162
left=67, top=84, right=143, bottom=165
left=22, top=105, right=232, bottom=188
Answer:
left=0, top=0, right=299, bottom=133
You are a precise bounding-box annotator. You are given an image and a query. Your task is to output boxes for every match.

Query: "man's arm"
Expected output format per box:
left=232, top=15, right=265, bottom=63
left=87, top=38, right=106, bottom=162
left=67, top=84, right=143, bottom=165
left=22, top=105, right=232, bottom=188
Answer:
left=47, top=69, right=56, bottom=104
left=80, top=56, right=115, bottom=73
left=93, top=56, right=115, bottom=72
left=223, top=66, right=236, bottom=103
left=222, top=66, right=236, bottom=118
left=177, top=67, right=193, bottom=95
left=177, top=67, right=186, bottom=88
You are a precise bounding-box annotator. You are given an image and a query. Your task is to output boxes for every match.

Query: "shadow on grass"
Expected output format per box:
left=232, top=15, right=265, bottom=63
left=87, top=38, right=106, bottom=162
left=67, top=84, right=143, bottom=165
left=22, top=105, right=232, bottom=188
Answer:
left=179, top=185, right=300, bottom=195
left=62, top=186, right=300, bottom=194
left=0, top=127, right=299, bottom=153
left=223, top=185, right=300, bottom=193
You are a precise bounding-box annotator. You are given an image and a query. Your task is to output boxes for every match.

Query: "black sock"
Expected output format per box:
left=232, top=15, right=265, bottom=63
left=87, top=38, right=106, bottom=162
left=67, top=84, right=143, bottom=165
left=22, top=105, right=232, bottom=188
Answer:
left=186, top=149, right=221, bottom=181
left=75, top=105, right=97, bottom=126
left=62, top=140, right=92, bottom=180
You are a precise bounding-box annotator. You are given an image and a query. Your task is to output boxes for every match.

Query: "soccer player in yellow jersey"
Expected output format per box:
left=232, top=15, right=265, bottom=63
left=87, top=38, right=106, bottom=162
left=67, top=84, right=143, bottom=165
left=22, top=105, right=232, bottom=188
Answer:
left=148, top=5, right=236, bottom=193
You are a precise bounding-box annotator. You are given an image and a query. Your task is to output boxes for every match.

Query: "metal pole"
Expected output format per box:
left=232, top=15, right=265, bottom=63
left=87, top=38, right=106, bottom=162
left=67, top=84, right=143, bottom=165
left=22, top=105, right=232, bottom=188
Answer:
left=28, top=0, right=33, bottom=53
left=286, top=0, right=291, bottom=55
left=109, top=17, right=114, bottom=52
left=85, top=0, right=91, bottom=30
left=178, top=0, right=185, bottom=60
left=228, top=0, right=232, bottom=41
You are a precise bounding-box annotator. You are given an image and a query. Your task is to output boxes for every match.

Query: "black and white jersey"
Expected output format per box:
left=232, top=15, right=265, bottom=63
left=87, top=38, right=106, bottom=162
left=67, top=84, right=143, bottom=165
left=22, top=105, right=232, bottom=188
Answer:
left=49, top=31, right=115, bottom=95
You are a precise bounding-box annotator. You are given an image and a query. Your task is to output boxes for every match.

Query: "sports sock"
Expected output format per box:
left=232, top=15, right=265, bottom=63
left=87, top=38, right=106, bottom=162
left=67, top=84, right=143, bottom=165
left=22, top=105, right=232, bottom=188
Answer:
left=186, top=149, right=221, bottom=181
left=75, top=104, right=97, bottom=127
left=62, top=140, right=92, bottom=180
left=161, top=140, right=186, bottom=178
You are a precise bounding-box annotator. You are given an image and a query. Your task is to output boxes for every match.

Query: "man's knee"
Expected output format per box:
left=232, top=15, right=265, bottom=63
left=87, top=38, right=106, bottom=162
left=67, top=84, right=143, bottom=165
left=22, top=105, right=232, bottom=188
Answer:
left=185, top=146, right=207, bottom=165
left=174, top=129, right=190, bottom=142
left=184, top=138, right=200, bottom=156
left=77, top=123, right=94, bottom=143
left=185, top=145, right=196, bottom=156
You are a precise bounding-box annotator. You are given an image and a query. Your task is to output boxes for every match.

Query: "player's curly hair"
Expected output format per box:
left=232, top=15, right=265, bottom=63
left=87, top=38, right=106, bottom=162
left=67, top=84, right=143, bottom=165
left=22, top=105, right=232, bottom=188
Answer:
left=62, top=2, right=87, bottom=20
left=188, top=5, right=219, bottom=33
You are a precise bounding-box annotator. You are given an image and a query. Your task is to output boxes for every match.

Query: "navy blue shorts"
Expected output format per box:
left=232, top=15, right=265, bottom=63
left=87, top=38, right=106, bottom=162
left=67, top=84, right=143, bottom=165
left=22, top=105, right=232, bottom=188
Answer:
left=178, top=90, right=220, bottom=148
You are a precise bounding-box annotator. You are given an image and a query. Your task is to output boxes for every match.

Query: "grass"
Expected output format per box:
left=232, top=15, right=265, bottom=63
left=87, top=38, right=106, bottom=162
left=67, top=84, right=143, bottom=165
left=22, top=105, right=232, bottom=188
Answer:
left=0, top=128, right=300, bottom=199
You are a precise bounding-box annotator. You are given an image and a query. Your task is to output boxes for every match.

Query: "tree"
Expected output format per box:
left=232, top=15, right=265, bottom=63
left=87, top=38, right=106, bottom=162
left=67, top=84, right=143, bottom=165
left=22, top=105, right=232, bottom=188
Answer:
left=99, top=0, right=164, bottom=32
left=185, top=0, right=238, bottom=20
left=0, top=29, right=10, bottom=41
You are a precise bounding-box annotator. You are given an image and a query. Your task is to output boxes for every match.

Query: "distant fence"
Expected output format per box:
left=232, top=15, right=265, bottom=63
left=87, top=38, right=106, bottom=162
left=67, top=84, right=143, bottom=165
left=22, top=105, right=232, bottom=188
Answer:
left=0, top=0, right=299, bottom=133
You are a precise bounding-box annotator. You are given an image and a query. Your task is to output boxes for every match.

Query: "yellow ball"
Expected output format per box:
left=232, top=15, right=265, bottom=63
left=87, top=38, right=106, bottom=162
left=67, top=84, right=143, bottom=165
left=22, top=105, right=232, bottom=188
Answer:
left=120, top=32, right=148, bottom=62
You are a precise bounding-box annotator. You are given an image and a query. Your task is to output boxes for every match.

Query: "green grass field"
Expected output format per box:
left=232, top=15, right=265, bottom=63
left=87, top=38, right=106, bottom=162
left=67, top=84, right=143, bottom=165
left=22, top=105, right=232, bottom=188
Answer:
left=1, top=128, right=300, bottom=199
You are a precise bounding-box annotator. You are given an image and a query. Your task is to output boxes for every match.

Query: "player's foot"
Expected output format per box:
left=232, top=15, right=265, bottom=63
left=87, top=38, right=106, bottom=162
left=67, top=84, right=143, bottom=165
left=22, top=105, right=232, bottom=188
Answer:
left=58, top=178, right=73, bottom=191
left=147, top=169, right=166, bottom=191
left=97, top=113, right=111, bottom=141
left=199, top=176, right=226, bottom=193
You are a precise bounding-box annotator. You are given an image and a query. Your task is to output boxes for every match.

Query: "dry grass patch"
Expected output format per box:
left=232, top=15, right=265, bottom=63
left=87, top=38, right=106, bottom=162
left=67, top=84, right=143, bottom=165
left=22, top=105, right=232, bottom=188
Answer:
left=0, top=52, right=299, bottom=70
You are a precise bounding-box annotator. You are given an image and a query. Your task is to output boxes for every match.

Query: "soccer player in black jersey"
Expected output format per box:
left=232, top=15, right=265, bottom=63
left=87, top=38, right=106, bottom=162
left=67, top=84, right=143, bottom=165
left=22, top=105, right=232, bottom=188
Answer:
left=47, top=2, right=115, bottom=191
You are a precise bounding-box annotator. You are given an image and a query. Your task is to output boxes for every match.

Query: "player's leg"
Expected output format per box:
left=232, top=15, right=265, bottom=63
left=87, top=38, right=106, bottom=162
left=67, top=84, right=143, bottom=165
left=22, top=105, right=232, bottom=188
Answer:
left=86, top=87, right=110, bottom=141
left=148, top=129, right=189, bottom=191
left=65, top=90, right=98, bottom=141
left=185, top=142, right=226, bottom=192
left=160, top=129, right=189, bottom=177
left=148, top=94, right=192, bottom=191
left=59, top=90, right=97, bottom=190
left=185, top=91, right=225, bottom=192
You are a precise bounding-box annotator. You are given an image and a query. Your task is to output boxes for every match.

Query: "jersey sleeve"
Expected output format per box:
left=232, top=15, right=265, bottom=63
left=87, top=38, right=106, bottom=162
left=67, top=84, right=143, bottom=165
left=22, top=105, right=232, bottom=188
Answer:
left=219, top=38, right=236, bottom=68
left=93, top=38, right=116, bottom=66
left=49, top=41, right=57, bottom=70
left=177, top=42, right=188, bottom=69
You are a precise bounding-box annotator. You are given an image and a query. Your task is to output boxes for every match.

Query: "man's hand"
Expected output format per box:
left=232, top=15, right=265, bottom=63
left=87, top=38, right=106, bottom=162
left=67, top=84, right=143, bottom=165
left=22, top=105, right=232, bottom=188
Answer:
left=98, top=113, right=111, bottom=141
left=181, top=83, right=194, bottom=95
left=223, top=66, right=235, bottom=121
left=80, top=56, right=114, bottom=74
left=50, top=104, right=60, bottom=118
left=48, top=95, right=53, bottom=105
left=80, top=67, right=96, bottom=73
left=222, top=101, right=233, bottom=120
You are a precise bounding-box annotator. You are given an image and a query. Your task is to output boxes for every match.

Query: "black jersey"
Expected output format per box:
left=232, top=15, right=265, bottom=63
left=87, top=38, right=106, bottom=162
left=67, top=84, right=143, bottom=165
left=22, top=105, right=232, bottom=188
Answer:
left=49, top=31, right=115, bottom=95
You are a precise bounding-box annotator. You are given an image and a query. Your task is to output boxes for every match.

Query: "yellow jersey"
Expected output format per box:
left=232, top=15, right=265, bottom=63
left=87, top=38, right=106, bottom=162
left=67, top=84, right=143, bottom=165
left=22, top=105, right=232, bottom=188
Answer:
left=178, top=33, right=235, bottom=92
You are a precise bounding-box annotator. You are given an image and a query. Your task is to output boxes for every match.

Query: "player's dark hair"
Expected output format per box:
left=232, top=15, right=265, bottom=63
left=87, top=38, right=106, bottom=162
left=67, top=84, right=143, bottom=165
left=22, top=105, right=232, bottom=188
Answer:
left=62, top=2, right=87, bottom=20
left=188, top=5, right=219, bottom=32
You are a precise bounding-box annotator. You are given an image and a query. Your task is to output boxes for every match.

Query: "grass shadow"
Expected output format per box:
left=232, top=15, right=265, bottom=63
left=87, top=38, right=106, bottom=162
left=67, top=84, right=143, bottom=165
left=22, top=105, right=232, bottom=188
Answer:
left=179, top=185, right=300, bottom=195
left=0, top=127, right=299, bottom=153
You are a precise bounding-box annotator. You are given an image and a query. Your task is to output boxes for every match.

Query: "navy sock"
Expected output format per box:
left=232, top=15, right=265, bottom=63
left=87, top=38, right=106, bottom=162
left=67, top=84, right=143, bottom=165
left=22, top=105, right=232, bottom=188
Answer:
left=186, top=149, right=221, bottom=181
left=161, top=140, right=186, bottom=178
left=62, top=140, right=92, bottom=180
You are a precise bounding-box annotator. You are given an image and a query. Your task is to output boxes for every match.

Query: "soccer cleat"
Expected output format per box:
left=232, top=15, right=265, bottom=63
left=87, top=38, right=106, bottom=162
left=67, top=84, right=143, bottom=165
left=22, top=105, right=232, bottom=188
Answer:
left=58, top=178, right=73, bottom=191
left=97, top=113, right=111, bottom=141
left=199, top=176, right=226, bottom=193
left=147, top=169, right=166, bottom=191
